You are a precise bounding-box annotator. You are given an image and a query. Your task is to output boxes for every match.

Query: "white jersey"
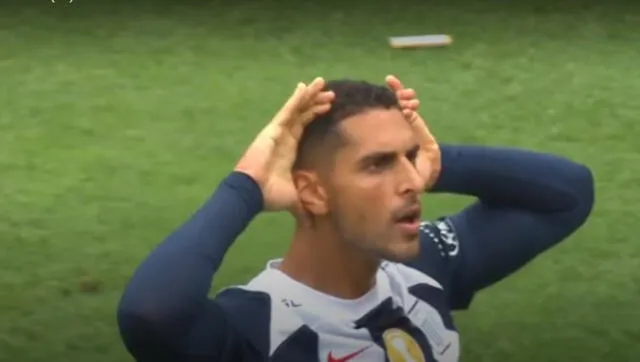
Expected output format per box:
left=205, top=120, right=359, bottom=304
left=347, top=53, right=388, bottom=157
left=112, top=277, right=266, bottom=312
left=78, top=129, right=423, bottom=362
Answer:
left=215, top=220, right=464, bottom=362
left=240, top=259, right=460, bottom=362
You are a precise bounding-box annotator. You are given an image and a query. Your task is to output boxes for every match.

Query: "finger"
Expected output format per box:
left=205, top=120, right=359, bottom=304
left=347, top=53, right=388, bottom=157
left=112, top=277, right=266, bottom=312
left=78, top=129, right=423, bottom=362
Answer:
left=310, top=103, right=332, bottom=115
left=399, top=99, right=420, bottom=110
left=301, top=77, right=327, bottom=104
left=312, top=90, right=335, bottom=105
left=307, top=77, right=326, bottom=92
left=396, top=88, right=416, bottom=100
left=402, top=109, right=420, bottom=124
left=275, top=83, right=307, bottom=125
left=385, top=75, right=404, bottom=92
left=299, top=103, right=332, bottom=125
left=403, top=110, right=435, bottom=142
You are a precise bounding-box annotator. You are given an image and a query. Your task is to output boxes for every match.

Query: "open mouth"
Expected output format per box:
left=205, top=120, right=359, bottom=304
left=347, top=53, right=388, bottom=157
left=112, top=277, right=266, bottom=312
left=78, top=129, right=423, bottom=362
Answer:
left=397, top=212, right=420, bottom=224
left=394, top=206, right=422, bottom=234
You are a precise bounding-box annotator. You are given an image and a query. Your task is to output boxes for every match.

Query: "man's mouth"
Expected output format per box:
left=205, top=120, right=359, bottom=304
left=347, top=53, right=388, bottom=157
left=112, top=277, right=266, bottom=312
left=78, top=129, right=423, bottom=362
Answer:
left=394, top=205, right=422, bottom=234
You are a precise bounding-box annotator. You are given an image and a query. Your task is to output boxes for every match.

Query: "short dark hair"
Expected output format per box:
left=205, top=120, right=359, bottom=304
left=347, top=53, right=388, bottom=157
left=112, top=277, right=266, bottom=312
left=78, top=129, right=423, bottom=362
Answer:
left=293, top=79, right=400, bottom=170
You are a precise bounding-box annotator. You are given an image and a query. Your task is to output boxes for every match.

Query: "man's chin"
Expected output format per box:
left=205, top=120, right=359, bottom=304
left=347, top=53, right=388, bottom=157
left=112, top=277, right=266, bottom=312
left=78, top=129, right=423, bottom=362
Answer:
left=379, top=238, right=421, bottom=262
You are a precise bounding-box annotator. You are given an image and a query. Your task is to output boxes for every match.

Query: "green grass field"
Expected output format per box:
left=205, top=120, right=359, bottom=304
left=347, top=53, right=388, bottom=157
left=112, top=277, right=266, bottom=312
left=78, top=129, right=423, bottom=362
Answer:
left=1, top=0, right=639, bottom=361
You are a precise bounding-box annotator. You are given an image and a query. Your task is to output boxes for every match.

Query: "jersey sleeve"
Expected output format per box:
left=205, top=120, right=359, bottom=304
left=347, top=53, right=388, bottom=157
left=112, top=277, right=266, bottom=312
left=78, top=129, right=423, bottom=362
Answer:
left=118, top=300, right=241, bottom=361
left=119, top=291, right=273, bottom=362
left=404, top=145, right=595, bottom=310
left=117, top=172, right=267, bottom=361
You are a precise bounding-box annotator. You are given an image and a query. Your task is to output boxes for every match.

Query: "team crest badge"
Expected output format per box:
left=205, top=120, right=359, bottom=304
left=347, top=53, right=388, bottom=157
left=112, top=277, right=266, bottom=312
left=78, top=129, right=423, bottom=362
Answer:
left=382, top=328, right=426, bottom=362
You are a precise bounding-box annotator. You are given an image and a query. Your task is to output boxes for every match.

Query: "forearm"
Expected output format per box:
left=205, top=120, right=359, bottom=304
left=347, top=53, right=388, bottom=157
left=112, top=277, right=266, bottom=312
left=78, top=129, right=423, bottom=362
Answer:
left=424, top=144, right=595, bottom=308
left=431, top=144, right=594, bottom=215
left=117, top=171, right=263, bottom=334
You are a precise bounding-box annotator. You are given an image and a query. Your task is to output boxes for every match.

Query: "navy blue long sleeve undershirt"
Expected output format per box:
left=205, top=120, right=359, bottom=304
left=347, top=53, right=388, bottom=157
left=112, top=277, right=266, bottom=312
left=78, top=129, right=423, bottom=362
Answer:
left=117, top=144, right=595, bottom=361
left=407, top=145, right=595, bottom=309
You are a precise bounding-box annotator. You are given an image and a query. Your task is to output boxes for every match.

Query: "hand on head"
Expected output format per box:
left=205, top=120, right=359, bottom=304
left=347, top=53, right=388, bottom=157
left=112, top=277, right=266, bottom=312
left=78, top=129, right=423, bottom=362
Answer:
left=385, top=75, right=441, bottom=190
left=234, top=77, right=334, bottom=216
left=234, top=75, right=442, bottom=223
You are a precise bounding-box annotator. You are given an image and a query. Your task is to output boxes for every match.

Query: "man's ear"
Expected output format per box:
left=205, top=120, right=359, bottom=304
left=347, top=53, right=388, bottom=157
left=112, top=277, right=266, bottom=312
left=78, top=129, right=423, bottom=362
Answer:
left=292, top=170, right=329, bottom=216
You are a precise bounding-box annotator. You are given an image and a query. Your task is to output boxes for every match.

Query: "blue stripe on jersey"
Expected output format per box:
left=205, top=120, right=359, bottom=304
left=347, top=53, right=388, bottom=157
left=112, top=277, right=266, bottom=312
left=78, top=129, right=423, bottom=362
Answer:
left=354, top=297, right=437, bottom=362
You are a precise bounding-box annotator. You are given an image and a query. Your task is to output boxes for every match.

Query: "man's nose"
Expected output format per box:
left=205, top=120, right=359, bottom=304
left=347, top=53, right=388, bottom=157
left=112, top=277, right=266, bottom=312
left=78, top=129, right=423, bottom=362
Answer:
left=398, top=158, right=424, bottom=194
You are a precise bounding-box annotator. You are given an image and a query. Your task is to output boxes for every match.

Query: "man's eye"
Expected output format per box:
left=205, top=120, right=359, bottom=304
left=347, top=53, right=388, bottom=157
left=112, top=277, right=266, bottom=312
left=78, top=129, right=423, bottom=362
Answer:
left=368, top=157, right=393, bottom=171
left=406, top=148, right=419, bottom=164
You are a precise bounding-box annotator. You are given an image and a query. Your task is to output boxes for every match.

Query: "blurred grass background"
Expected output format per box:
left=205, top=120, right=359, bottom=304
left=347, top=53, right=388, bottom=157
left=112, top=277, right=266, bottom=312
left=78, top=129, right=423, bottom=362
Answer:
left=0, top=0, right=639, bottom=361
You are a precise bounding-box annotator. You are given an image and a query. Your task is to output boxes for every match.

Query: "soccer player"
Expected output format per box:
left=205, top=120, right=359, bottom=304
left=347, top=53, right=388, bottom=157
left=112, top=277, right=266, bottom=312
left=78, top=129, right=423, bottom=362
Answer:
left=117, top=76, right=594, bottom=362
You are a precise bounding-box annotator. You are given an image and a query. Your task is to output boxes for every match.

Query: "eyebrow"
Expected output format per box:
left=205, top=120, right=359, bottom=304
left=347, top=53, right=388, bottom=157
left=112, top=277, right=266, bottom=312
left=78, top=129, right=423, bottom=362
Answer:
left=359, top=150, right=396, bottom=166
left=357, top=144, right=420, bottom=167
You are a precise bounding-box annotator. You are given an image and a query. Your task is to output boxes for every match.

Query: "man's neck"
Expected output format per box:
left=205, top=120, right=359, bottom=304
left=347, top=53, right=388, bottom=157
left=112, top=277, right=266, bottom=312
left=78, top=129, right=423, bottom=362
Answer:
left=278, top=226, right=380, bottom=300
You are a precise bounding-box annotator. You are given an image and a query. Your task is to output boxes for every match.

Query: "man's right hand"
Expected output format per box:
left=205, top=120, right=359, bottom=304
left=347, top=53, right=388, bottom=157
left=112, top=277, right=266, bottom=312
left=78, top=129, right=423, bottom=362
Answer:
left=234, top=77, right=334, bottom=212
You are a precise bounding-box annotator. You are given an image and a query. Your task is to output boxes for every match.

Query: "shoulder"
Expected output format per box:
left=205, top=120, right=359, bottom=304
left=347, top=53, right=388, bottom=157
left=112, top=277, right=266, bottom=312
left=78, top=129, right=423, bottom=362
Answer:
left=418, top=218, right=461, bottom=259
left=383, top=218, right=462, bottom=302
left=215, top=266, right=309, bottom=358
left=380, top=260, right=443, bottom=291
left=398, top=218, right=462, bottom=281
left=380, top=260, right=451, bottom=310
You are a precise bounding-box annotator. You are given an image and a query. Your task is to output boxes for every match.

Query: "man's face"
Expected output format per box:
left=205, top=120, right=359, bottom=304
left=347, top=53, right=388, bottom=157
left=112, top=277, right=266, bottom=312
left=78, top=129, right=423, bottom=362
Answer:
left=326, top=108, right=425, bottom=262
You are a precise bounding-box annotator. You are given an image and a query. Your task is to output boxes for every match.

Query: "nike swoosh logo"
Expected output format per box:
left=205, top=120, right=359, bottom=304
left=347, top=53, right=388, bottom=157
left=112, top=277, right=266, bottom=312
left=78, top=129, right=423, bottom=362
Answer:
left=437, top=342, right=452, bottom=355
left=327, top=345, right=371, bottom=362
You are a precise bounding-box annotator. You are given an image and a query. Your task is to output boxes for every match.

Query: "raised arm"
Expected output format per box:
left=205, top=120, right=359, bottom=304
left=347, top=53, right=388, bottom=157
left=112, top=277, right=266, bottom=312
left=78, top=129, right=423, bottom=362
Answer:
left=117, top=172, right=262, bottom=361
left=407, top=144, right=595, bottom=309
left=116, top=78, right=335, bottom=361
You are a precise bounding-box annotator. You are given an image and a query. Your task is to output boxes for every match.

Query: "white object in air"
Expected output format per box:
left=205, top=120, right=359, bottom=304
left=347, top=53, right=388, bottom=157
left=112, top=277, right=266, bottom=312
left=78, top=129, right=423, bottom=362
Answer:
left=389, top=34, right=453, bottom=49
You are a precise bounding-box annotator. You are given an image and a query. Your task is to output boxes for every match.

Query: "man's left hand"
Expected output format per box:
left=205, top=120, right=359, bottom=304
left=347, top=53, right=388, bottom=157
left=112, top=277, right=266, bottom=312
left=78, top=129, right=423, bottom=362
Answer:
left=385, top=75, right=441, bottom=190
